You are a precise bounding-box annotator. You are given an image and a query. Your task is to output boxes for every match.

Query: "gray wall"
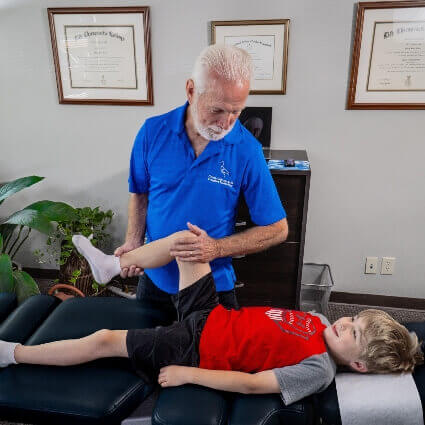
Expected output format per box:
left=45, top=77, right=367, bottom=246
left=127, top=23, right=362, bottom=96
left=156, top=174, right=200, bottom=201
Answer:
left=1, top=0, right=424, bottom=297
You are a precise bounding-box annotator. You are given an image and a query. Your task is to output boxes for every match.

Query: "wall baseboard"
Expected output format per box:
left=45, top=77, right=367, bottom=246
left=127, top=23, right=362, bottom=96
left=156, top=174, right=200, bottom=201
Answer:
left=330, top=291, right=425, bottom=311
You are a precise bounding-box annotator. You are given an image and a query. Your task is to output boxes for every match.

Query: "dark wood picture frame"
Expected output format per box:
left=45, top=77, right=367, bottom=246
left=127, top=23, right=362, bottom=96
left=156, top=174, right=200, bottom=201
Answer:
left=348, top=1, right=425, bottom=109
left=211, top=19, right=289, bottom=95
left=48, top=7, right=153, bottom=105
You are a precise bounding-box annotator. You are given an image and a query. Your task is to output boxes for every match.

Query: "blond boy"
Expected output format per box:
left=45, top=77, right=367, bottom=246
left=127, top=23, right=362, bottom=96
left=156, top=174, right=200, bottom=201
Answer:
left=0, top=229, right=422, bottom=405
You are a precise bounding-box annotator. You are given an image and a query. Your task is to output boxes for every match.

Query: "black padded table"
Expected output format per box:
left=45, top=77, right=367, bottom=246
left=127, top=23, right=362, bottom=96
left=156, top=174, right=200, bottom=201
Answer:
left=0, top=294, right=169, bottom=425
left=0, top=293, right=316, bottom=425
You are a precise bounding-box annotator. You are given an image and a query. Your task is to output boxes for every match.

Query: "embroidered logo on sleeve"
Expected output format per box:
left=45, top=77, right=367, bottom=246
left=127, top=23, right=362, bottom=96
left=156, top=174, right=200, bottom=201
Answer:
left=265, top=309, right=317, bottom=340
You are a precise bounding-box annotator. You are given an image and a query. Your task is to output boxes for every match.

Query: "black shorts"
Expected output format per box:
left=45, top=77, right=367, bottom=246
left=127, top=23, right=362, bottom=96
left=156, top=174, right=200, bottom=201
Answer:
left=136, top=272, right=239, bottom=312
left=126, top=273, right=219, bottom=383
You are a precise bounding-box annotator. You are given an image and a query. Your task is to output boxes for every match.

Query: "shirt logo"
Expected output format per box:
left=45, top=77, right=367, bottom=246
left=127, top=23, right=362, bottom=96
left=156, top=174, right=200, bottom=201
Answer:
left=208, top=160, right=234, bottom=188
left=265, top=309, right=317, bottom=340
left=220, top=161, right=230, bottom=177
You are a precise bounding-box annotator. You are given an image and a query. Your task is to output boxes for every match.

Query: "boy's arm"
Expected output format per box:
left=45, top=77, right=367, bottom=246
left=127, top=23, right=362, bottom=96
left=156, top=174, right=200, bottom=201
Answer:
left=158, top=366, right=280, bottom=394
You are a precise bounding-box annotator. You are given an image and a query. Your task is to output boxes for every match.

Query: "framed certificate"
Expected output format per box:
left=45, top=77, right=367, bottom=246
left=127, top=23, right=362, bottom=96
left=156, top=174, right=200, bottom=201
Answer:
left=48, top=7, right=153, bottom=105
left=348, top=1, right=425, bottom=109
left=211, top=20, right=290, bottom=94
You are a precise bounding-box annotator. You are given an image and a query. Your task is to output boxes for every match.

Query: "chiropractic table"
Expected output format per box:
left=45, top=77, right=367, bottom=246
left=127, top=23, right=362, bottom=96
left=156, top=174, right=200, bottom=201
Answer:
left=0, top=293, right=424, bottom=425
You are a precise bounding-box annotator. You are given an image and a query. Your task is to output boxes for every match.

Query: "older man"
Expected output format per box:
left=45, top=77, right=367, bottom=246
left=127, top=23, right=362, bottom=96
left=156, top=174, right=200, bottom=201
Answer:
left=115, top=45, right=288, bottom=311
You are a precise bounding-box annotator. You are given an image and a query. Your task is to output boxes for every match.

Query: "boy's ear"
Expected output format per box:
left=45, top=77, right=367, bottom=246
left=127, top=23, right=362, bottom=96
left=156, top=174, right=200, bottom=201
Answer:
left=350, top=360, right=368, bottom=373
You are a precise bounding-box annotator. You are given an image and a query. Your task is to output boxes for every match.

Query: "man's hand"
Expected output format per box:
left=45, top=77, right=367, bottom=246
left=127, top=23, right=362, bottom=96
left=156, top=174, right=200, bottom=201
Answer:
left=158, top=365, right=192, bottom=388
left=114, top=241, right=144, bottom=278
left=169, top=222, right=219, bottom=263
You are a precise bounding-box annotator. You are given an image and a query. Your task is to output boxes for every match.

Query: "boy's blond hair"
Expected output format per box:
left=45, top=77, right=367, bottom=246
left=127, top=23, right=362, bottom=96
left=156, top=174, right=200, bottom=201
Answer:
left=357, top=309, right=424, bottom=373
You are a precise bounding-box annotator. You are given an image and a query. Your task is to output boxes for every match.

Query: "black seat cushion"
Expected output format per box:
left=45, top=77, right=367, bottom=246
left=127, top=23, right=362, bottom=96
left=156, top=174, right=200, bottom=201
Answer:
left=153, top=384, right=315, bottom=425
left=0, top=293, right=17, bottom=323
left=153, top=385, right=229, bottom=425
left=0, top=295, right=60, bottom=342
left=0, top=295, right=172, bottom=425
left=229, top=393, right=314, bottom=425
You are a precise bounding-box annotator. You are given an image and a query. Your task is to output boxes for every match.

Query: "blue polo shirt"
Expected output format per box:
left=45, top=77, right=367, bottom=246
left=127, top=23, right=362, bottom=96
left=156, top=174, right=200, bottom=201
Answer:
left=128, top=103, right=286, bottom=294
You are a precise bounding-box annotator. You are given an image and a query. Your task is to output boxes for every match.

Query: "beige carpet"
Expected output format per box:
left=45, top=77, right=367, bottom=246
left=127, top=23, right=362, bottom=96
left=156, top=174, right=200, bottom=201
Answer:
left=327, top=302, right=425, bottom=324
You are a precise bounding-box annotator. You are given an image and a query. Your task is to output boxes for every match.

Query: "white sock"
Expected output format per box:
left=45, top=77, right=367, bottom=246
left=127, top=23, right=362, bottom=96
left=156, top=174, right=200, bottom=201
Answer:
left=0, top=341, right=19, bottom=367
left=72, top=235, right=121, bottom=284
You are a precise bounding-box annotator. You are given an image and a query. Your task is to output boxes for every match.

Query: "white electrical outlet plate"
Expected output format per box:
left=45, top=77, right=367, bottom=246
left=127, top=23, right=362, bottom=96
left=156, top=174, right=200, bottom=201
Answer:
left=381, top=257, right=396, bottom=275
left=365, top=257, right=378, bottom=274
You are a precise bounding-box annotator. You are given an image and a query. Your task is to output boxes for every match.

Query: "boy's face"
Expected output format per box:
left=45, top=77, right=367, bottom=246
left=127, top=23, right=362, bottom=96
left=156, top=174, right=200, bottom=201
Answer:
left=323, top=315, right=368, bottom=372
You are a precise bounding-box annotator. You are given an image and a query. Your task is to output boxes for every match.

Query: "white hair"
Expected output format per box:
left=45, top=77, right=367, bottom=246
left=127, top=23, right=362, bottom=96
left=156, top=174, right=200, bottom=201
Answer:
left=191, top=44, right=253, bottom=94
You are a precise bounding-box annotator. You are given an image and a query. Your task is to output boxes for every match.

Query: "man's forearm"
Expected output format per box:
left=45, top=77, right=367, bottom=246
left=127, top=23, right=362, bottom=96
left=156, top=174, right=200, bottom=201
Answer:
left=216, top=218, right=288, bottom=258
left=125, top=193, right=148, bottom=244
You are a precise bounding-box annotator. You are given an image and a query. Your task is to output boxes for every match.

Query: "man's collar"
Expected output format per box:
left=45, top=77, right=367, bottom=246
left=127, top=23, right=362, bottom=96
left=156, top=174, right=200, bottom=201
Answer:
left=165, top=102, right=242, bottom=145
left=165, top=102, right=188, bottom=136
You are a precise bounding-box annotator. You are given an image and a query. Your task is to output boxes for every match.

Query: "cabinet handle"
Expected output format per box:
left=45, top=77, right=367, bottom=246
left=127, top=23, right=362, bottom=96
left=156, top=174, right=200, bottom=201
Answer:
left=235, top=221, right=247, bottom=227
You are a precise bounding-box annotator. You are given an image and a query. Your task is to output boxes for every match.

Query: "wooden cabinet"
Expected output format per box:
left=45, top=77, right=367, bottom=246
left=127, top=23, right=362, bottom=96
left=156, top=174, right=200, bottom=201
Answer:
left=233, top=150, right=310, bottom=309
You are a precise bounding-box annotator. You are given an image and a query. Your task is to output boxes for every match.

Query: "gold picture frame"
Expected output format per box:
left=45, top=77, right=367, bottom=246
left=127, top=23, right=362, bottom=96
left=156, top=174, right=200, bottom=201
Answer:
left=348, top=1, right=425, bottom=109
left=211, top=19, right=290, bottom=95
left=48, top=7, right=153, bottom=105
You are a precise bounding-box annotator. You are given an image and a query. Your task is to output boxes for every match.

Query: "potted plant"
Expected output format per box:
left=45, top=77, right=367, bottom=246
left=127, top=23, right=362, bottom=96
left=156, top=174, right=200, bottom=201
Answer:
left=35, top=206, right=114, bottom=296
left=0, top=176, right=76, bottom=304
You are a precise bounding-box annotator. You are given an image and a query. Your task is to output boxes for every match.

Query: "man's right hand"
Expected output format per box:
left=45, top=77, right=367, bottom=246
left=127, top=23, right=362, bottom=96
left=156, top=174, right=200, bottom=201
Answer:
left=114, top=241, right=144, bottom=278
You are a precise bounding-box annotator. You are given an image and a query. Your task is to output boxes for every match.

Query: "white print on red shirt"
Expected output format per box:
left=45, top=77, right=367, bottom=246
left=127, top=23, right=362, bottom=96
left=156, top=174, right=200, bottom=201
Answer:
left=265, top=309, right=317, bottom=340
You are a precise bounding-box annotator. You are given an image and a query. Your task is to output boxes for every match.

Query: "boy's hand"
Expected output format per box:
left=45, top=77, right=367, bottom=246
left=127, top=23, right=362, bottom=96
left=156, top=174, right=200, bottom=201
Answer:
left=158, top=365, right=192, bottom=387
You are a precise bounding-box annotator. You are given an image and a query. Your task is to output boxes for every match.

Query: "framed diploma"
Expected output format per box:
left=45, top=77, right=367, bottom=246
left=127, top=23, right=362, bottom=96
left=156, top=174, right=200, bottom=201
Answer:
left=48, top=7, right=153, bottom=105
left=211, top=20, right=290, bottom=94
left=348, top=1, right=425, bottom=109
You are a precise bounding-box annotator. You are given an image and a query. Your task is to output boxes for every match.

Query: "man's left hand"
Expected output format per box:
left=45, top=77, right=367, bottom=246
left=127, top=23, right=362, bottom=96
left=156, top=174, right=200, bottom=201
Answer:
left=169, top=222, right=219, bottom=262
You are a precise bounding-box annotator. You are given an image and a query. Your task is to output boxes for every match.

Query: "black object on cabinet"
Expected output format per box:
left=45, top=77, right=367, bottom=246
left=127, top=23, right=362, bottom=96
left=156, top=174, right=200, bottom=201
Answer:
left=233, top=150, right=310, bottom=309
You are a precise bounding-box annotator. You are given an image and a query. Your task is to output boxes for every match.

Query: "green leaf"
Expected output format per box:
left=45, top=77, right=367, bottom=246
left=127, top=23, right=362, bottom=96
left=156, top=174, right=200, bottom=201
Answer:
left=4, top=209, right=54, bottom=235
left=25, top=201, right=77, bottom=222
left=0, top=176, right=44, bottom=203
left=0, top=254, right=14, bottom=293
left=0, top=223, right=18, bottom=242
left=13, top=270, right=40, bottom=304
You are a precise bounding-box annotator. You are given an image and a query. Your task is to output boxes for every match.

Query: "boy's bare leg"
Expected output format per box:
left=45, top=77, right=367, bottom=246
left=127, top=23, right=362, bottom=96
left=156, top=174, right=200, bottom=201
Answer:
left=13, top=329, right=128, bottom=366
left=3, top=233, right=212, bottom=368
left=72, top=230, right=206, bottom=284
left=122, top=231, right=211, bottom=290
left=176, top=257, right=211, bottom=291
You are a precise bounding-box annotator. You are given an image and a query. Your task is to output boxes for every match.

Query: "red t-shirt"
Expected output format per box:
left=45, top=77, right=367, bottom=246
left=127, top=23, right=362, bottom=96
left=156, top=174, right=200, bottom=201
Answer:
left=199, top=305, right=328, bottom=372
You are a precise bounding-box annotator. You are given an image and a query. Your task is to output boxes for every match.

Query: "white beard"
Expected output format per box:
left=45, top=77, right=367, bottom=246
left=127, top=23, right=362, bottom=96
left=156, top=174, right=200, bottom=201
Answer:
left=191, top=101, right=235, bottom=141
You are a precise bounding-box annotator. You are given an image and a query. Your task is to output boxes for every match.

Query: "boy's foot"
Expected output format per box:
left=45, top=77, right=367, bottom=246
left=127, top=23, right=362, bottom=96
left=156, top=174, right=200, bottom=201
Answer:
left=72, top=235, right=121, bottom=284
left=0, top=341, right=19, bottom=367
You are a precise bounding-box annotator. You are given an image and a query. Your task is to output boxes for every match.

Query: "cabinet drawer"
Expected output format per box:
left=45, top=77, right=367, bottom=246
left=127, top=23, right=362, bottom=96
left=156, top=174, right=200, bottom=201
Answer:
left=232, top=242, right=300, bottom=308
left=235, top=280, right=297, bottom=308
left=235, top=174, right=307, bottom=242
